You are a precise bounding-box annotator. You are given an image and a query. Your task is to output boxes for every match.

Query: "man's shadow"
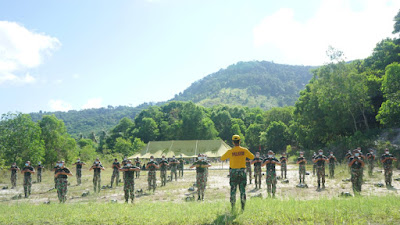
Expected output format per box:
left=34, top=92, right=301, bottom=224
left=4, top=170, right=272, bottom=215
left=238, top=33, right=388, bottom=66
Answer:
left=204, top=210, right=239, bottom=225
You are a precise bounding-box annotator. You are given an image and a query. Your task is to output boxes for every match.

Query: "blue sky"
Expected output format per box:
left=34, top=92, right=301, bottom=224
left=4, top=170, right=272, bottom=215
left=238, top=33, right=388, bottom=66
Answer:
left=0, top=0, right=399, bottom=114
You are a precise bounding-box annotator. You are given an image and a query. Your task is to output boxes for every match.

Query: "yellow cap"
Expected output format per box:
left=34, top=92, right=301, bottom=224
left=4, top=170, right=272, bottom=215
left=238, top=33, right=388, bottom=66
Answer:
left=232, top=135, right=241, bottom=141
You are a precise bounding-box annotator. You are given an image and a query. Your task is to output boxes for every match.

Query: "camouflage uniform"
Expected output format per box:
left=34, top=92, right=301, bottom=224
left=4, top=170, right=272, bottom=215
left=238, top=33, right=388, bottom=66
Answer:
left=122, top=165, right=138, bottom=203
left=315, top=155, right=327, bottom=188
left=10, top=165, right=19, bottom=188
left=75, top=162, right=83, bottom=185
left=297, top=157, right=306, bottom=184
left=53, top=165, right=59, bottom=188
left=147, top=161, right=158, bottom=192
left=230, top=168, right=247, bottom=206
left=111, top=161, right=120, bottom=187
left=135, top=160, right=141, bottom=178
left=328, top=156, right=336, bottom=178
left=170, top=158, right=178, bottom=181
left=366, top=153, right=375, bottom=176
left=55, top=167, right=70, bottom=203
left=37, top=164, right=43, bottom=183
left=312, top=155, right=317, bottom=175
left=252, top=157, right=262, bottom=189
left=280, top=156, right=287, bottom=179
left=264, top=157, right=279, bottom=196
left=349, top=156, right=363, bottom=193
left=92, top=164, right=104, bottom=193
left=193, top=160, right=209, bottom=200
left=245, top=160, right=252, bottom=184
left=381, top=154, right=395, bottom=187
left=178, top=158, right=184, bottom=177
left=22, top=166, right=34, bottom=198
left=159, top=159, right=168, bottom=186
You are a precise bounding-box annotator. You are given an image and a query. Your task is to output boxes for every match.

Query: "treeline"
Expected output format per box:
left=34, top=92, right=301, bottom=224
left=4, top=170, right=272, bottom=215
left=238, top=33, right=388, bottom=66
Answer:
left=30, top=104, right=152, bottom=139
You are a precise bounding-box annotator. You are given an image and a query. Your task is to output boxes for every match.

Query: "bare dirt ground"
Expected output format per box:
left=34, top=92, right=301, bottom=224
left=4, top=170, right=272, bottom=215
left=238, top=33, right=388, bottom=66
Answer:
left=0, top=163, right=399, bottom=204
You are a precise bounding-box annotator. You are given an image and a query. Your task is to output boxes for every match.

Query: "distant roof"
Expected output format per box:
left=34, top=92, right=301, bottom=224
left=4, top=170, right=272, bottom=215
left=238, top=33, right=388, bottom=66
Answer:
left=128, top=140, right=231, bottom=159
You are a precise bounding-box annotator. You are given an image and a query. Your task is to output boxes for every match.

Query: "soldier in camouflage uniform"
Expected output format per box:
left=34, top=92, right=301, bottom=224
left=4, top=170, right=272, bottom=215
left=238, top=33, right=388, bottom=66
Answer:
left=36, top=162, right=44, bottom=183
left=280, top=152, right=288, bottom=179
left=120, top=160, right=140, bottom=203
left=21, top=161, right=35, bottom=198
left=190, top=154, right=211, bottom=201
left=348, top=149, right=364, bottom=194
left=262, top=150, right=281, bottom=197
left=296, top=152, right=307, bottom=184
left=110, top=158, right=120, bottom=188
left=89, top=158, right=105, bottom=193
left=312, top=152, right=317, bottom=175
left=159, top=156, right=169, bottom=186
left=246, top=158, right=252, bottom=184
left=366, top=149, right=375, bottom=176
left=52, top=162, right=60, bottom=188
left=328, top=151, right=336, bottom=178
left=221, top=135, right=254, bottom=211
left=381, top=148, right=397, bottom=188
left=146, top=156, right=159, bottom=192
left=9, top=163, right=19, bottom=189
left=54, top=161, right=72, bottom=203
left=178, top=155, right=184, bottom=177
left=169, top=156, right=178, bottom=181
left=251, top=152, right=263, bottom=189
left=72, top=158, right=85, bottom=185
left=135, top=157, right=141, bottom=178
left=313, top=149, right=328, bottom=191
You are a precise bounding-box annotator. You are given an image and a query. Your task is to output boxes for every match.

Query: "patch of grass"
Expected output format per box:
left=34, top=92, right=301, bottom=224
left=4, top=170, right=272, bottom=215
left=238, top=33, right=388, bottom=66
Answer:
left=0, top=196, right=399, bottom=224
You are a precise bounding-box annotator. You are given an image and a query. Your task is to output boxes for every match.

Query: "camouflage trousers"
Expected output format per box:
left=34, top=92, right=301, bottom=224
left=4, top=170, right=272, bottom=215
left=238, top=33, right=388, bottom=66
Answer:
left=329, top=164, right=335, bottom=178
left=54, top=177, right=57, bottom=188
left=37, top=171, right=42, bottom=183
left=351, top=168, right=362, bottom=193
left=111, top=170, right=119, bottom=187
left=246, top=167, right=252, bottom=184
left=313, top=164, right=316, bottom=175
left=160, top=170, right=167, bottom=186
left=148, top=171, right=156, bottom=191
left=93, top=173, right=101, bottom=193
left=299, top=165, right=306, bottom=183
left=317, top=167, right=325, bottom=186
left=281, top=163, right=287, bottom=179
left=11, top=174, right=17, bottom=188
left=368, top=162, right=374, bottom=176
left=254, top=166, right=262, bottom=188
left=171, top=167, right=177, bottom=181
left=230, top=168, right=247, bottom=208
left=124, top=179, right=135, bottom=202
left=135, top=170, right=140, bottom=178
left=178, top=167, right=183, bottom=177
left=196, top=172, right=206, bottom=197
left=76, top=169, right=82, bottom=185
left=23, top=176, right=32, bottom=197
left=384, top=166, right=393, bottom=186
left=266, top=171, right=277, bottom=195
left=57, top=178, right=68, bottom=203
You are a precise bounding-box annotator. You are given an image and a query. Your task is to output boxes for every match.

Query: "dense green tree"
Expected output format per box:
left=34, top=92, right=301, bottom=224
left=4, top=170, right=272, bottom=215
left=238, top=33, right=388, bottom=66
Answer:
left=0, top=113, right=45, bottom=166
left=137, top=117, right=159, bottom=142
left=260, top=121, right=289, bottom=152
left=245, top=123, right=263, bottom=152
left=377, top=63, right=400, bottom=126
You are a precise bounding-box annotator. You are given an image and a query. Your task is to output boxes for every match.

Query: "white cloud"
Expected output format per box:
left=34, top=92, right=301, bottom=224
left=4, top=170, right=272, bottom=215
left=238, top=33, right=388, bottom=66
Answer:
left=81, top=98, right=103, bottom=110
left=0, top=21, right=60, bottom=84
left=253, top=0, right=400, bottom=65
left=48, top=99, right=72, bottom=112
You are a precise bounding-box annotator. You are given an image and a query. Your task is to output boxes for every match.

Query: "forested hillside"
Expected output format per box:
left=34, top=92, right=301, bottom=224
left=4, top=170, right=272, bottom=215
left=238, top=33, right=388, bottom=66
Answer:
left=172, top=61, right=314, bottom=110
left=29, top=104, right=151, bottom=138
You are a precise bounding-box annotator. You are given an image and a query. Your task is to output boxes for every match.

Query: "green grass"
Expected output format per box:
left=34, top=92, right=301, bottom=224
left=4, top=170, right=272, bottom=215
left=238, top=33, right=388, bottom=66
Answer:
left=0, top=196, right=399, bottom=224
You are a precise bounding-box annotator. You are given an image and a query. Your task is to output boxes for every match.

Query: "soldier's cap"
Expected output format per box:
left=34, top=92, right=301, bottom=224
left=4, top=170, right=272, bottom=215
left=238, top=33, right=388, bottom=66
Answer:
left=127, top=160, right=132, bottom=163
left=61, top=161, right=65, bottom=163
left=232, top=135, right=241, bottom=141
left=353, top=149, right=359, bottom=153
left=318, top=149, right=323, bottom=152
left=114, top=158, right=118, bottom=160
left=299, top=151, right=304, bottom=154
left=268, top=150, right=274, bottom=154
left=96, top=158, right=100, bottom=160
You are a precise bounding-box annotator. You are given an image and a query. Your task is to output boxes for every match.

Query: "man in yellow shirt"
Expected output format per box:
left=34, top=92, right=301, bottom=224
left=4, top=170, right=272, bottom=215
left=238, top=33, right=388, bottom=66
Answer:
left=221, top=135, right=254, bottom=211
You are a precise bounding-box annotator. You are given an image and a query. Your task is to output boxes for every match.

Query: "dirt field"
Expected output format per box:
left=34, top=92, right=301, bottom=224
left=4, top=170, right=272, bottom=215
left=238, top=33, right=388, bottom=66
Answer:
left=0, top=163, right=399, bottom=204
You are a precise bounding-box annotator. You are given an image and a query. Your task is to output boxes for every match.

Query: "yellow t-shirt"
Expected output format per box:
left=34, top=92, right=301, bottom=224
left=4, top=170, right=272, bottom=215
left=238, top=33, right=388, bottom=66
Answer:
left=221, top=146, right=254, bottom=169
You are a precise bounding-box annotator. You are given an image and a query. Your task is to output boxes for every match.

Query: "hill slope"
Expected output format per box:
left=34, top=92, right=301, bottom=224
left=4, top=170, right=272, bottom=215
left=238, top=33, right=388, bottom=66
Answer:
left=171, top=61, right=314, bottom=110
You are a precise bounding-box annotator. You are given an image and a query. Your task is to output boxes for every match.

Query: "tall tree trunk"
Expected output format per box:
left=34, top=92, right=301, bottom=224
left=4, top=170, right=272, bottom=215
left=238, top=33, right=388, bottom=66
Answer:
left=359, top=105, right=370, bottom=131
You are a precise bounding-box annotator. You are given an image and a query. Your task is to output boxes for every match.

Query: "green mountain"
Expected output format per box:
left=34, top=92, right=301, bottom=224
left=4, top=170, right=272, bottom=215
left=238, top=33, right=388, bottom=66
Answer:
left=30, top=104, right=151, bottom=138
left=171, top=61, right=314, bottom=110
